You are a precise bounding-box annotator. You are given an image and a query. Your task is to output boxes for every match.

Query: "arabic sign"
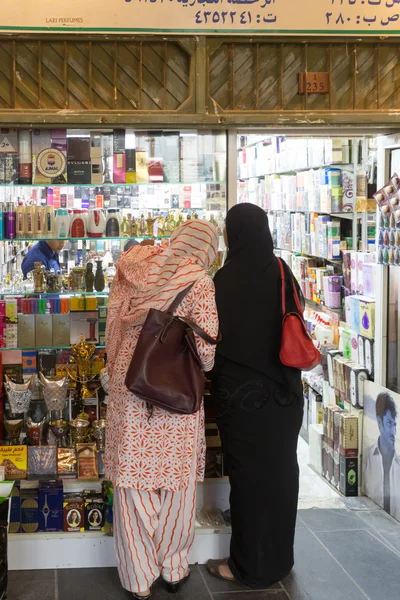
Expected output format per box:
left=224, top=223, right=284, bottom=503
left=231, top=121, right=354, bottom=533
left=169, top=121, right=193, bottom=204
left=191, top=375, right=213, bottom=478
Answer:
left=1, top=0, right=400, bottom=34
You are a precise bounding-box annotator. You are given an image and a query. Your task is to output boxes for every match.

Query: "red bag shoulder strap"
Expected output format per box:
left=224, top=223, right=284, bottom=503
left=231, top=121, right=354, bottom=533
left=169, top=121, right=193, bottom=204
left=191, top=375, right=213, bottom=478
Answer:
left=277, top=257, right=303, bottom=315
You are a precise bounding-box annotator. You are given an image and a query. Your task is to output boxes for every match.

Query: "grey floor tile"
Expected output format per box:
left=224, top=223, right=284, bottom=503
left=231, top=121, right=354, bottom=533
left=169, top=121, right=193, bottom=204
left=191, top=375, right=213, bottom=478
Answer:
left=212, top=593, right=289, bottom=599
left=298, top=508, right=369, bottom=532
left=375, top=530, right=400, bottom=555
left=58, top=568, right=209, bottom=600
left=58, top=567, right=131, bottom=600
left=354, top=509, right=400, bottom=534
left=317, top=529, right=400, bottom=600
left=7, top=579, right=55, bottom=600
left=8, top=569, right=55, bottom=583
left=282, top=528, right=367, bottom=600
left=198, top=565, right=280, bottom=593
left=151, top=570, right=211, bottom=600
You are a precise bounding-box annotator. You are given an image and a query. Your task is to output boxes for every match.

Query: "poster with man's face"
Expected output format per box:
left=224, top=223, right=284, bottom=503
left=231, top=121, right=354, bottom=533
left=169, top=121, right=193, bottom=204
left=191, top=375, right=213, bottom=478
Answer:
left=363, top=381, right=400, bottom=522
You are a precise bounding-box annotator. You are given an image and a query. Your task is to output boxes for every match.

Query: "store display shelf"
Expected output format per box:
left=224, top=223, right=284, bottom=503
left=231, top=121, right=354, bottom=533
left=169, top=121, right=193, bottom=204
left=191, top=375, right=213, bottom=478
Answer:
left=239, top=163, right=352, bottom=179
left=2, top=236, right=170, bottom=242
left=0, top=291, right=110, bottom=297
left=0, top=181, right=227, bottom=188
left=0, top=345, right=106, bottom=351
left=269, top=208, right=355, bottom=219
left=305, top=297, right=343, bottom=315
left=274, top=247, right=342, bottom=264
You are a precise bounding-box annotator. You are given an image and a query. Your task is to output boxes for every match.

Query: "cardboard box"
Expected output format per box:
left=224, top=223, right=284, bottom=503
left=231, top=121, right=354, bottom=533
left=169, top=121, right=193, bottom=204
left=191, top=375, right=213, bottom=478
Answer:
left=57, top=448, right=77, bottom=479
left=339, top=455, right=359, bottom=496
left=350, top=367, right=369, bottom=409
left=28, top=447, right=57, bottom=480
left=63, top=494, right=85, bottom=532
left=21, top=487, right=39, bottom=533
left=0, top=446, right=27, bottom=480
left=76, top=443, right=99, bottom=480
left=38, top=481, right=64, bottom=532
left=339, top=413, right=359, bottom=457
left=35, top=314, right=53, bottom=347
left=9, top=481, right=21, bottom=534
left=84, top=494, right=105, bottom=532
left=360, top=299, right=375, bottom=340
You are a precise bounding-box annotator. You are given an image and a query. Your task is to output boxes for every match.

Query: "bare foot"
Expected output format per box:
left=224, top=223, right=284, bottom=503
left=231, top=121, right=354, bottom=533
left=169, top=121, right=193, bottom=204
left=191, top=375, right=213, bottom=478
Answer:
left=134, top=590, right=151, bottom=598
left=219, top=562, right=234, bottom=579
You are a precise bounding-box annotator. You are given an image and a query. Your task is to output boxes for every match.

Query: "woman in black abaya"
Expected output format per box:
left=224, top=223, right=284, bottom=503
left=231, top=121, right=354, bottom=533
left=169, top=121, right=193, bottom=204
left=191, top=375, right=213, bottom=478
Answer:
left=207, top=203, right=304, bottom=588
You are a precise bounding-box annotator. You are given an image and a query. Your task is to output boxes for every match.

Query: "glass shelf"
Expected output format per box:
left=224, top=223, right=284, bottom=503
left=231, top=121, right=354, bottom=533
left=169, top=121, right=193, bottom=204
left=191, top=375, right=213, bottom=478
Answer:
left=0, top=345, right=106, bottom=351
left=0, top=181, right=227, bottom=188
left=239, top=164, right=353, bottom=179
left=2, top=236, right=171, bottom=242
left=0, top=291, right=109, bottom=296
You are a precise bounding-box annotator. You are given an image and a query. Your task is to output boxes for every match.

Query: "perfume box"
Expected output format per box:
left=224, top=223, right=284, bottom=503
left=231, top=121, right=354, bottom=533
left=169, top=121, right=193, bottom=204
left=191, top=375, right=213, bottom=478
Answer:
left=21, top=487, right=39, bottom=533
left=101, top=133, right=113, bottom=184
left=113, top=129, right=126, bottom=183
left=339, top=455, right=359, bottom=497
left=9, top=481, right=21, bottom=534
left=364, top=338, right=374, bottom=379
left=0, top=446, right=27, bottom=480
left=136, top=151, right=149, bottom=183
left=349, top=367, right=368, bottom=409
left=17, top=315, right=35, bottom=348
left=90, top=133, right=102, bottom=185
left=359, top=299, right=375, bottom=339
left=63, top=494, right=85, bottom=532
left=76, top=443, right=99, bottom=479
left=67, top=134, right=91, bottom=184
left=35, top=314, right=53, bottom=347
left=339, top=413, right=359, bottom=458
left=38, top=480, right=63, bottom=532
left=52, top=314, right=70, bottom=347
left=38, top=351, right=57, bottom=378
left=125, top=149, right=136, bottom=183
left=22, top=351, right=37, bottom=376
left=28, top=446, right=57, bottom=480
left=57, top=448, right=77, bottom=479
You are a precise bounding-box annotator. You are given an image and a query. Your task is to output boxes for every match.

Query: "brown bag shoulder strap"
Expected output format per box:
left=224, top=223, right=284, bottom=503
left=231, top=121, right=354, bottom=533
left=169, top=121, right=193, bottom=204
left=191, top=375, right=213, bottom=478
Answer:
left=167, top=283, right=195, bottom=314
left=166, top=282, right=220, bottom=345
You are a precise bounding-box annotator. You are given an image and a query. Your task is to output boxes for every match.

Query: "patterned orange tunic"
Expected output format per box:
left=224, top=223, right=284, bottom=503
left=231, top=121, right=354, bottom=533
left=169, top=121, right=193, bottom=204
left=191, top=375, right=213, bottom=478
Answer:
left=105, top=275, right=218, bottom=492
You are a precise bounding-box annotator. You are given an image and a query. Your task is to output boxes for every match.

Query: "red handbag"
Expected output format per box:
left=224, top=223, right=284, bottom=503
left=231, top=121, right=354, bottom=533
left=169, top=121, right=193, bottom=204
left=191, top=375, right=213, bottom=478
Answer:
left=277, top=258, right=321, bottom=371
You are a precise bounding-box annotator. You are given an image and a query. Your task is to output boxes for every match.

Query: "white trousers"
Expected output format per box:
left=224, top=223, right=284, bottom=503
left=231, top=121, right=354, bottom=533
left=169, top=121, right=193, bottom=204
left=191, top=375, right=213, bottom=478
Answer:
left=114, top=481, right=197, bottom=593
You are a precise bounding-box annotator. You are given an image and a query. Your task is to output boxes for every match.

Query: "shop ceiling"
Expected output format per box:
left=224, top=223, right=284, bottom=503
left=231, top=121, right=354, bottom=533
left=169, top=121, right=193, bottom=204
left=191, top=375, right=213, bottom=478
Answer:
left=1, top=36, right=400, bottom=128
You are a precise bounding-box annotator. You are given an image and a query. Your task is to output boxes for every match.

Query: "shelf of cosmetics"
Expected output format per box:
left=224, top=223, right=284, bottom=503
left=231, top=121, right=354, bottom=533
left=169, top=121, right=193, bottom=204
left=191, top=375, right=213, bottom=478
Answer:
left=239, top=167, right=376, bottom=215
left=270, top=212, right=376, bottom=261
left=276, top=250, right=376, bottom=313
left=0, top=297, right=108, bottom=349
left=0, top=203, right=225, bottom=240
left=238, top=136, right=373, bottom=177
left=303, top=391, right=361, bottom=497
left=0, top=128, right=227, bottom=186
left=8, top=480, right=113, bottom=535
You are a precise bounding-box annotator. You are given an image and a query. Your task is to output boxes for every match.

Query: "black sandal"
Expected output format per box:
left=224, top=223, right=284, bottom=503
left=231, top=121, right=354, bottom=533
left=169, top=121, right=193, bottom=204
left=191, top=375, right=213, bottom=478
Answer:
left=165, top=570, right=191, bottom=593
left=206, top=559, right=238, bottom=583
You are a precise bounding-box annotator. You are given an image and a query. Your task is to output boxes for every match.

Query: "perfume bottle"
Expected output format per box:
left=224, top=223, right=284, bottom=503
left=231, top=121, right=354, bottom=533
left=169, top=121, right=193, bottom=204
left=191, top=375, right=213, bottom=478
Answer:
left=6, top=202, right=16, bottom=239
left=95, top=260, right=105, bottom=292
left=16, top=204, right=25, bottom=238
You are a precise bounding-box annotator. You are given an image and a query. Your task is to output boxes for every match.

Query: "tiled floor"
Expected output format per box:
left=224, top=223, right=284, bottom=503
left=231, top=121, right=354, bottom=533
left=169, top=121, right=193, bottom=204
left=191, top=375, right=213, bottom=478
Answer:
left=7, top=438, right=400, bottom=600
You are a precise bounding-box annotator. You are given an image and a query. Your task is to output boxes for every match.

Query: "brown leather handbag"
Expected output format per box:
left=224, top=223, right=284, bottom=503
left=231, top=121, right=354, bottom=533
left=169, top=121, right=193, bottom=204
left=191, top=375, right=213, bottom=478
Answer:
left=125, top=284, right=219, bottom=415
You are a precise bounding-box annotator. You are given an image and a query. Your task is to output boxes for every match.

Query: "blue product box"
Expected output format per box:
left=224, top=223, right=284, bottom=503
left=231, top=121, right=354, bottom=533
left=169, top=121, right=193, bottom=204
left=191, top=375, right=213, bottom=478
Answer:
left=349, top=296, right=361, bottom=335
left=9, top=481, right=21, bottom=534
left=38, top=480, right=64, bottom=532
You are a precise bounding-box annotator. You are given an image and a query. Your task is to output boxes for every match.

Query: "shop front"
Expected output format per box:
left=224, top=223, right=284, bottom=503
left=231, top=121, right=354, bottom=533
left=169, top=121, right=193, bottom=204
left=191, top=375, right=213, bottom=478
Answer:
left=1, top=0, right=400, bottom=572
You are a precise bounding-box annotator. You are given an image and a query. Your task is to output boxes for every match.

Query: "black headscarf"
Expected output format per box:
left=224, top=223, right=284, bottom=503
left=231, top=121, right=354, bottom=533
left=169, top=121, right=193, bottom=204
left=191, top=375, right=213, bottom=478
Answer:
left=214, top=203, right=302, bottom=393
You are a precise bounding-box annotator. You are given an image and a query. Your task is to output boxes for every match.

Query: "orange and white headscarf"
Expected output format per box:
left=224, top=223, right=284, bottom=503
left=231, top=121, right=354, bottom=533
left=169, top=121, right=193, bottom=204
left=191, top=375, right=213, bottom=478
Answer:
left=108, top=220, right=219, bottom=329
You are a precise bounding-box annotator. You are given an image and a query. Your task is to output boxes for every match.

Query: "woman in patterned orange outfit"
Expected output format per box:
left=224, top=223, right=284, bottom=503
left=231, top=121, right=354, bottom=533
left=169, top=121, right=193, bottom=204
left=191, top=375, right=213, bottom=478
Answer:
left=105, top=220, right=219, bottom=599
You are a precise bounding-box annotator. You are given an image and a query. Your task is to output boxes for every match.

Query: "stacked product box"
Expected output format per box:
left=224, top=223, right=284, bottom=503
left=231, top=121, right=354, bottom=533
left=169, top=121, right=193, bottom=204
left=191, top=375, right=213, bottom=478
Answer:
left=322, top=405, right=359, bottom=496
